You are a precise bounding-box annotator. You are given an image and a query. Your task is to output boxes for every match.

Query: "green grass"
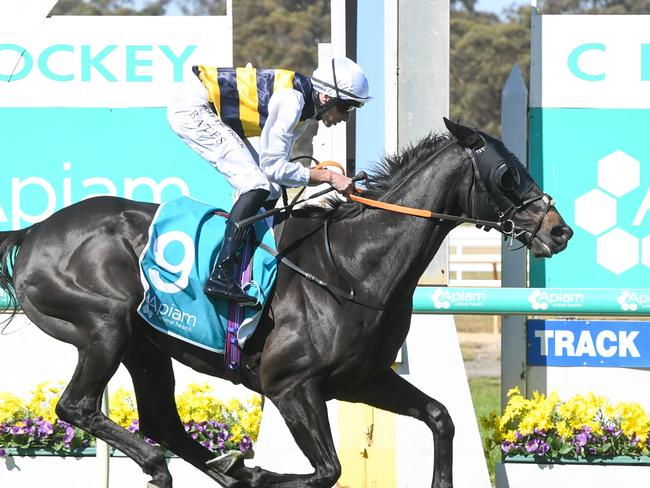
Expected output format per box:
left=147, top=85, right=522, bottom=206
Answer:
left=468, top=376, right=501, bottom=487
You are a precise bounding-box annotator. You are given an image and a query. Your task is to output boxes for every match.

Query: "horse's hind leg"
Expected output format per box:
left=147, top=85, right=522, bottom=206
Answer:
left=337, top=369, right=454, bottom=488
left=122, top=336, right=244, bottom=488
left=55, top=326, right=172, bottom=488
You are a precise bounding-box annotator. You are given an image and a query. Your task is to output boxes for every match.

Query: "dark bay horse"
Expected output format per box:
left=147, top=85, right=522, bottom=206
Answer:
left=0, top=119, right=572, bottom=488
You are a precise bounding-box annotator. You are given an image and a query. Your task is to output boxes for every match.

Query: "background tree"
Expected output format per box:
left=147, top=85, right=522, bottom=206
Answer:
left=450, top=6, right=530, bottom=136
left=539, top=0, right=650, bottom=14
left=50, top=0, right=170, bottom=16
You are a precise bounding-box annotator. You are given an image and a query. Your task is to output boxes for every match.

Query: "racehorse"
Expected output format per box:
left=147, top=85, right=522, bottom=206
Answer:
left=0, top=119, right=572, bottom=488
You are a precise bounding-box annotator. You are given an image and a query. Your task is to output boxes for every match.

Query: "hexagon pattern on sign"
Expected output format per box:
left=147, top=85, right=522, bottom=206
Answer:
left=575, top=150, right=648, bottom=276
left=574, top=189, right=617, bottom=236
left=597, top=150, right=640, bottom=197
left=596, top=228, right=639, bottom=275
left=643, top=236, right=650, bottom=269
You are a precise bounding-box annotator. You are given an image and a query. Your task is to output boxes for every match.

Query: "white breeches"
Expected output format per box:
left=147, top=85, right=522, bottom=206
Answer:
left=166, top=74, right=280, bottom=200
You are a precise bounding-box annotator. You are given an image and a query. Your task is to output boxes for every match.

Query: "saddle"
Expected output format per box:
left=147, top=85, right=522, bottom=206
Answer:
left=137, top=197, right=277, bottom=371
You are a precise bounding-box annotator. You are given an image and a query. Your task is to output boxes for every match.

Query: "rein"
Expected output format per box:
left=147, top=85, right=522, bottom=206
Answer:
left=348, top=193, right=510, bottom=232
left=263, top=137, right=553, bottom=311
left=344, top=141, right=553, bottom=245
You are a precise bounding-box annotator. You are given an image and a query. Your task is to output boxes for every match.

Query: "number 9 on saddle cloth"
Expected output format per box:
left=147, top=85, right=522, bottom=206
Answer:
left=137, top=196, right=277, bottom=358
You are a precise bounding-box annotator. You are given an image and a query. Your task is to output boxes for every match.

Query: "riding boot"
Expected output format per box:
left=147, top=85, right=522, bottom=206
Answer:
left=204, top=221, right=255, bottom=304
left=204, top=189, right=270, bottom=304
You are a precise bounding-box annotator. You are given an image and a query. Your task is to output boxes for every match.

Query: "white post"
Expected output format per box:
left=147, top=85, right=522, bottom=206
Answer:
left=500, top=64, right=529, bottom=406
left=398, top=0, right=450, bottom=284
left=329, top=0, right=347, bottom=167
left=384, top=0, right=398, bottom=156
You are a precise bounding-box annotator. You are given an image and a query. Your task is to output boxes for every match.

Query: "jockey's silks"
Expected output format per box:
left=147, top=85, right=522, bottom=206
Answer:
left=192, top=66, right=315, bottom=138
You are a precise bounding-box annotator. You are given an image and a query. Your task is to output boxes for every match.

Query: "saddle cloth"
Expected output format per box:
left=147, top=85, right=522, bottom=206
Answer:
left=137, top=196, right=277, bottom=353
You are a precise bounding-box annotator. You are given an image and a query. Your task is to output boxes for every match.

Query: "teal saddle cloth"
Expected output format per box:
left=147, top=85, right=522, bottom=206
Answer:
left=137, top=197, right=277, bottom=353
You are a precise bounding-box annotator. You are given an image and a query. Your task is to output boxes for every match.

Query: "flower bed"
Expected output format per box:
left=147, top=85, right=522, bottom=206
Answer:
left=482, top=387, right=650, bottom=461
left=0, top=381, right=261, bottom=457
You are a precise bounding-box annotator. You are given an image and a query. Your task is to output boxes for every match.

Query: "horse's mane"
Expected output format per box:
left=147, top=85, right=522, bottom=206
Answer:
left=300, top=132, right=451, bottom=221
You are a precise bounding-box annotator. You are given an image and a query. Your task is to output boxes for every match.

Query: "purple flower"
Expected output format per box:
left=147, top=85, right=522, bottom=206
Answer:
left=533, top=428, right=547, bottom=437
left=217, top=430, right=230, bottom=443
left=537, top=441, right=550, bottom=455
left=63, top=426, right=75, bottom=445
left=239, top=436, right=253, bottom=453
left=574, top=432, right=589, bottom=447
left=36, top=420, right=54, bottom=436
left=0, top=448, right=6, bottom=458
left=604, top=424, right=617, bottom=434
left=501, top=441, right=515, bottom=453
left=525, top=439, right=539, bottom=453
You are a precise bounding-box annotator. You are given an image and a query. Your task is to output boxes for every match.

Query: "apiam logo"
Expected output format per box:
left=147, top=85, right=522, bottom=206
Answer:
left=141, top=294, right=197, bottom=332
left=431, top=289, right=451, bottom=309
left=528, top=290, right=585, bottom=311
left=574, top=150, right=650, bottom=275
left=617, top=290, right=650, bottom=312
left=430, top=289, right=487, bottom=310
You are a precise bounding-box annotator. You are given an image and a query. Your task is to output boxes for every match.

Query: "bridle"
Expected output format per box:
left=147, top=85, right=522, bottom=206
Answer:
left=346, top=137, right=555, bottom=249
left=261, top=136, right=556, bottom=311
left=463, top=139, right=555, bottom=250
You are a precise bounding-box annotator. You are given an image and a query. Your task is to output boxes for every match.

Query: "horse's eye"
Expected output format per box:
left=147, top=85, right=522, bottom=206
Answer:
left=496, top=165, right=518, bottom=192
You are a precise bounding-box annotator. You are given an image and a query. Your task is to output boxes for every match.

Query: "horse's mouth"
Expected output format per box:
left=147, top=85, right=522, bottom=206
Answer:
left=529, top=235, right=569, bottom=258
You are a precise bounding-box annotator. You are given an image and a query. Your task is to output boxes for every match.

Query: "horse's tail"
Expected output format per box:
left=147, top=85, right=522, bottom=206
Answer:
left=0, top=227, right=32, bottom=325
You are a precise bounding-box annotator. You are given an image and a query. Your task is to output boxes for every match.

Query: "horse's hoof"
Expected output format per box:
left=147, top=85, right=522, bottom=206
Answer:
left=206, top=450, right=244, bottom=474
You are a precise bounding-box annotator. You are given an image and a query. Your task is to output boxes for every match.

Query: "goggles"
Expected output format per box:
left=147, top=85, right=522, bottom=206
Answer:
left=334, top=98, right=365, bottom=113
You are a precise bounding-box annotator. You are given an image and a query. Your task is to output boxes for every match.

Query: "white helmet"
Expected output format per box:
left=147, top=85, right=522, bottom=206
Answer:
left=311, top=57, right=371, bottom=106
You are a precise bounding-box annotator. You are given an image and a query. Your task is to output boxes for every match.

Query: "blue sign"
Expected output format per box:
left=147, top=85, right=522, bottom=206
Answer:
left=0, top=107, right=230, bottom=231
left=529, top=108, right=650, bottom=288
left=527, top=319, right=650, bottom=367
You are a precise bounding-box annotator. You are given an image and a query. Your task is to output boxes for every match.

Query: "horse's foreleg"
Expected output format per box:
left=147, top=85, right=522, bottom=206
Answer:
left=55, top=329, right=172, bottom=488
left=123, top=338, right=245, bottom=488
left=337, top=369, right=454, bottom=488
left=225, top=380, right=341, bottom=487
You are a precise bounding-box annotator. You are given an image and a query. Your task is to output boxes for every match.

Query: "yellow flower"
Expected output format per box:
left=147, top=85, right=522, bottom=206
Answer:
left=109, top=388, right=138, bottom=428
left=507, top=386, right=521, bottom=398
left=0, top=392, right=25, bottom=422
left=25, top=381, right=62, bottom=423
left=556, top=420, right=572, bottom=439
left=1, top=380, right=264, bottom=451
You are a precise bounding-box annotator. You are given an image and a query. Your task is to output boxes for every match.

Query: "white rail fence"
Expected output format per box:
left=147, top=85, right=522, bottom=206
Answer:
left=449, top=224, right=502, bottom=334
left=449, top=224, right=501, bottom=288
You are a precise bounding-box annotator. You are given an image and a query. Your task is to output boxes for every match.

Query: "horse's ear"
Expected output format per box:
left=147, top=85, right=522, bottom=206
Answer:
left=443, top=117, right=484, bottom=150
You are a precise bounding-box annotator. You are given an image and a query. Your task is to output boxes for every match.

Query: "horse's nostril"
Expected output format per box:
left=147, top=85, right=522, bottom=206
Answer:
left=551, top=225, right=572, bottom=239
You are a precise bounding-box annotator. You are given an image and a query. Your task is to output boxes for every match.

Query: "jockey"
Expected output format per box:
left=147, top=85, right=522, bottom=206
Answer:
left=167, top=57, right=370, bottom=305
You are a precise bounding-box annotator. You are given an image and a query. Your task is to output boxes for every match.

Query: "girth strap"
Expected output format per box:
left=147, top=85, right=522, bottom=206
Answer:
left=256, top=241, right=408, bottom=311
